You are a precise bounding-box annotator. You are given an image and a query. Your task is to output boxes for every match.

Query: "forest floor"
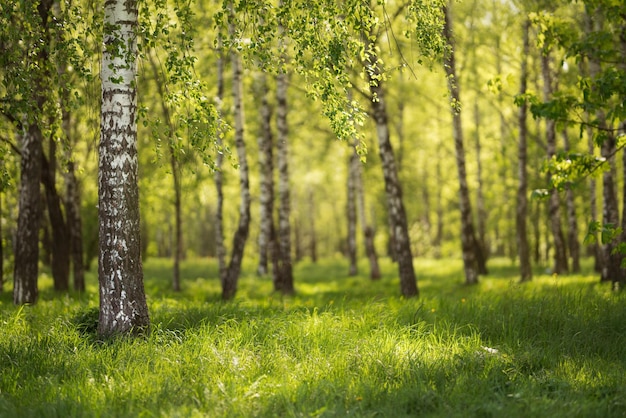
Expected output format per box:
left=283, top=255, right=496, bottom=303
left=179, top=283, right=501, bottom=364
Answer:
left=1, top=257, right=625, bottom=417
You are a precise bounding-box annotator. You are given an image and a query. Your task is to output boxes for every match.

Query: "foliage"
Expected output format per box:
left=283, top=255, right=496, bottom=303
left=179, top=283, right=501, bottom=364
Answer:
left=1, top=257, right=625, bottom=416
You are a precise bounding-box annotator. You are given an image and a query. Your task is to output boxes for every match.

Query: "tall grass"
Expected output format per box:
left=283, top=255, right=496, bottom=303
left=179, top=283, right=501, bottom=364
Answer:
left=0, top=257, right=625, bottom=417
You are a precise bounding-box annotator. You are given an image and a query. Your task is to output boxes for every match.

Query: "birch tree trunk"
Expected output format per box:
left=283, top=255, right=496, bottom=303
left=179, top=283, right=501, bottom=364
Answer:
left=147, top=53, right=183, bottom=291
left=255, top=73, right=275, bottom=277
left=347, top=149, right=358, bottom=276
left=13, top=124, right=41, bottom=305
left=275, top=66, right=294, bottom=294
left=308, top=187, right=317, bottom=263
left=222, top=23, right=251, bottom=300
left=41, top=142, right=70, bottom=291
left=365, top=38, right=418, bottom=297
left=12, top=0, right=56, bottom=304
left=214, top=35, right=227, bottom=284
left=541, top=51, right=568, bottom=275
left=434, top=144, right=444, bottom=259
left=585, top=8, right=622, bottom=286
left=562, top=129, right=581, bottom=273
left=65, top=157, right=85, bottom=292
left=443, top=4, right=481, bottom=284
left=355, top=147, right=381, bottom=279
left=58, top=49, right=85, bottom=292
left=97, top=0, right=149, bottom=336
left=473, top=99, right=487, bottom=256
left=516, top=18, right=532, bottom=282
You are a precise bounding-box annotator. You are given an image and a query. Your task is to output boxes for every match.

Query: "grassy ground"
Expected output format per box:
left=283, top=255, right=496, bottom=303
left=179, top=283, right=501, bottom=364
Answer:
left=0, top=257, right=625, bottom=417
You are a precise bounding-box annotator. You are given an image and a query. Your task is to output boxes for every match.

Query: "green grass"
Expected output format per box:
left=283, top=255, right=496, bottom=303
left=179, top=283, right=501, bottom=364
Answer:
left=1, top=257, right=625, bottom=417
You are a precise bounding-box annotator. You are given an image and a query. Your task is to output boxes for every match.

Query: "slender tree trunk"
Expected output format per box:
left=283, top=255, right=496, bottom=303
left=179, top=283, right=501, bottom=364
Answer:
left=517, top=18, right=532, bottom=282
left=171, top=148, right=183, bottom=291
left=434, top=143, right=444, bottom=258
left=147, top=53, right=183, bottom=291
left=443, top=4, right=480, bottom=284
left=65, top=157, right=85, bottom=292
left=618, top=20, right=626, bottom=282
left=56, top=8, right=85, bottom=292
left=12, top=0, right=56, bottom=304
left=97, top=0, right=149, bottom=336
left=255, top=73, right=275, bottom=277
left=562, top=129, right=581, bottom=273
left=541, top=51, right=569, bottom=275
left=579, top=59, right=601, bottom=271
left=365, top=37, right=418, bottom=297
left=473, top=99, right=487, bottom=256
left=355, top=145, right=381, bottom=280
left=41, top=142, right=70, bottom=291
left=308, top=187, right=317, bottom=263
left=215, top=35, right=227, bottom=284
left=585, top=7, right=622, bottom=286
left=347, top=149, right=358, bottom=276
left=13, top=124, right=42, bottom=305
left=275, top=64, right=294, bottom=294
left=222, top=19, right=251, bottom=300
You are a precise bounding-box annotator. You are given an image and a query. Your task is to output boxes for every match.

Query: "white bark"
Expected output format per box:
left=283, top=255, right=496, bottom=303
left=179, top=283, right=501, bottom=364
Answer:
left=98, top=0, right=149, bottom=336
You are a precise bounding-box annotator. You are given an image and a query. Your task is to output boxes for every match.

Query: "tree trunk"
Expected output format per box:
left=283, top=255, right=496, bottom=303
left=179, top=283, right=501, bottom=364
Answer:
left=41, top=141, right=70, bottom=291
left=308, top=187, right=317, bottom=263
left=97, top=0, right=149, bottom=336
left=585, top=7, right=622, bottom=286
left=365, top=37, right=418, bottom=298
left=347, top=149, right=358, bottom=276
left=517, top=18, right=532, bottom=282
left=562, top=129, right=581, bottom=273
left=443, top=4, right=481, bottom=285
left=619, top=19, right=626, bottom=282
left=222, top=19, right=251, bottom=300
left=13, top=124, right=42, bottom=305
left=434, top=144, right=444, bottom=259
left=215, top=35, right=227, bottom=285
left=65, top=157, right=85, bottom=292
left=473, top=98, right=487, bottom=257
left=147, top=53, right=183, bottom=292
left=274, top=66, right=294, bottom=294
left=541, top=51, right=569, bottom=275
left=355, top=145, right=381, bottom=280
left=171, top=149, right=183, bottom=291
left=255, top=73, right=275, bottom=277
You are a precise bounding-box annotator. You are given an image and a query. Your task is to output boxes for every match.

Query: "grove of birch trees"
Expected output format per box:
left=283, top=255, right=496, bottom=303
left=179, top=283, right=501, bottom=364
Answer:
left=1, top=0, right=625, bottom=335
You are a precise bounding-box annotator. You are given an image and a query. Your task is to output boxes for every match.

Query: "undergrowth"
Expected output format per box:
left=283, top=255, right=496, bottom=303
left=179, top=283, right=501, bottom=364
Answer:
left=0, top=257, right=624, bottom=417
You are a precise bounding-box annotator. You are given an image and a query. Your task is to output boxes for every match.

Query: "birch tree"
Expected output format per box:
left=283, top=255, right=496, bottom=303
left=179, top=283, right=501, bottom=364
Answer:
left=442, top=3, right=482, bottom=285
left=220, top=8, right=252, bottom=300
left=516, top=17, right=532, bottom=282
left=364, top=32, right=418, bottom=297
left=97, top=0, right=149, bottom=336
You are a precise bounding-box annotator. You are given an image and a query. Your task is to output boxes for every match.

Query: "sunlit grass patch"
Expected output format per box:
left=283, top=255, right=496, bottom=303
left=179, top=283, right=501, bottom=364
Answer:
left=0, top=256, right=625, bottom=417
